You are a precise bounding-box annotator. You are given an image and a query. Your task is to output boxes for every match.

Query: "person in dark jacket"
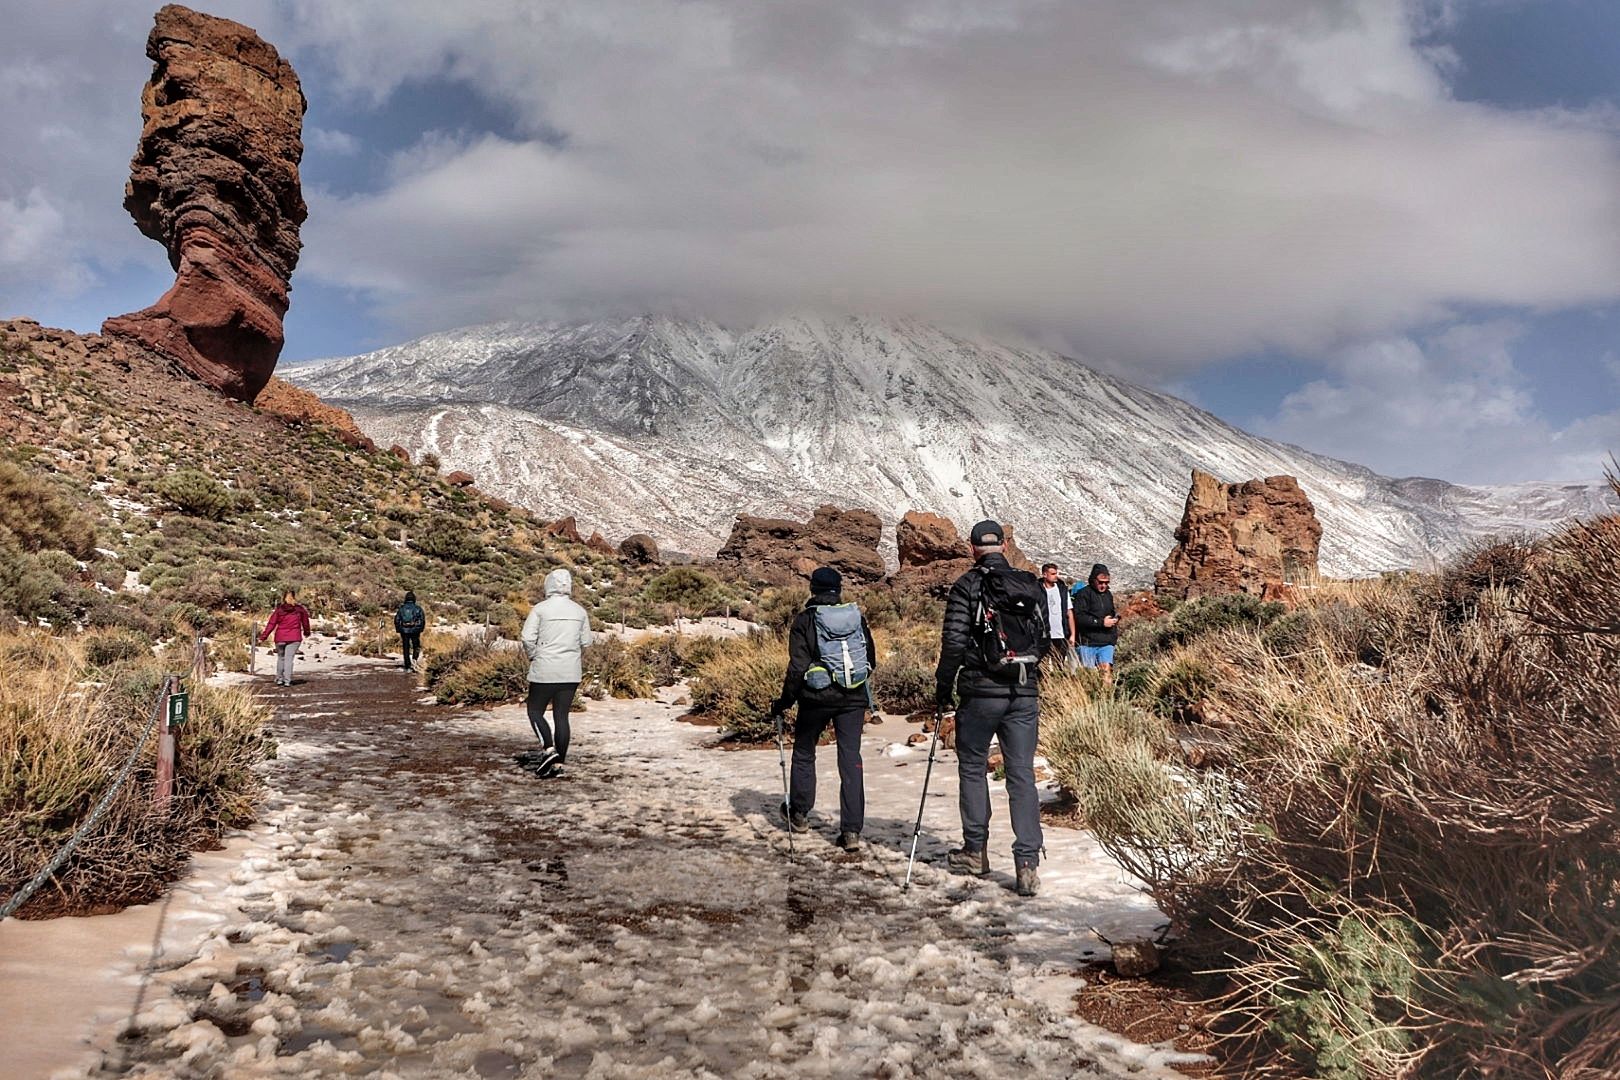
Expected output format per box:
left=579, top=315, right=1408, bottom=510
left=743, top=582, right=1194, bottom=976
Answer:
left=770, top=566, right=876, bottom=853
left=1039, top=562, right=1075, bottom=662
left=935, top=520, right=1044, bottom=897
left=394, top=591, right=426, bottom=672
left=1071, top=563, right=1119, bottom=677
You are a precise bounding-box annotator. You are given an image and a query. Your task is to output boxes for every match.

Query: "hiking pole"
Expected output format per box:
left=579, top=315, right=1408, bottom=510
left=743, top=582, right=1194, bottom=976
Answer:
left=903, top=706, right=944, bottom=891
left=774, top=711, right=795, bottom=859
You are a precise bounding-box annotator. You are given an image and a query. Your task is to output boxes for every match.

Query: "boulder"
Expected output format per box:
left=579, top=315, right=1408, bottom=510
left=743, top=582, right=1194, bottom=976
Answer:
left=102, top=5, right=307, bottom=403
left=619, top=533, right=661, bottom=566
left=1155, top=470, right=1322, bottom=600
left=891, top=510, right=1037, bottom=595
left=444, top=470, right=475, bottom=488
left=253, top=378, right=374, bottom=450
left=388, top=444, right=411, bottom=464
left=715, top=505, right=885, bottom=585
left=585, top=531, right=616, bottom=555
left=1109, top=940, right=1161, bottom=978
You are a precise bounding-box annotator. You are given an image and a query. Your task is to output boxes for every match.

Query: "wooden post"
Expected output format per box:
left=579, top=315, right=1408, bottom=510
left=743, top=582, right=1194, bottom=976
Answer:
left=154, top=676, right=176, bottom=814
left=191, top=634, right=207, bottom=682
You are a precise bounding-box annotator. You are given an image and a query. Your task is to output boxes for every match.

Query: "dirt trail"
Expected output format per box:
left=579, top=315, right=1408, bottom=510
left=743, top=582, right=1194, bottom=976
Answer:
left=76, top=662, right=1195, bottom=1079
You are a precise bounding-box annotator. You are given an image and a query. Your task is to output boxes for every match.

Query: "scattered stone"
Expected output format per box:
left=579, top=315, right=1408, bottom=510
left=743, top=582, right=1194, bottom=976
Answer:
left=1110, top=940, right=1161, bottom=978
left=102, top=4, right=307, bottom=403
left=1155, top=469, right=1322, bottom=600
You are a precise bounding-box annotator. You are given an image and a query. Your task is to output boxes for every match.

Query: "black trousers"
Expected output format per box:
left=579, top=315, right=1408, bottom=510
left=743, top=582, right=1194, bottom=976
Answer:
left=400, top=632, right=422, bottom=668
left=789, top=705, right=866, bottom=834
left=527, top=682, right=577, bottom=761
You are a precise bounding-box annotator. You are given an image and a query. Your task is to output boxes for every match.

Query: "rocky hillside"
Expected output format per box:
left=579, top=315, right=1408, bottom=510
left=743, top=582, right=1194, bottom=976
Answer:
left=289, top=315, right=1614, bottom=580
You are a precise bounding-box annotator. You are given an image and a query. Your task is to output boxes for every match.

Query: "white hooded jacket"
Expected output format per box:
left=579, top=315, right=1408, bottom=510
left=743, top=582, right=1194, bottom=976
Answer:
left=521, top=569, right=593, bottom=683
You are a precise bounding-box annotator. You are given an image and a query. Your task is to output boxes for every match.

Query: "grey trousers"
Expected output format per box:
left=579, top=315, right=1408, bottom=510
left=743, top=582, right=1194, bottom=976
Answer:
left=955, top=694, right=1043, bottom=867
left=275, top=641, right=299, bottom=683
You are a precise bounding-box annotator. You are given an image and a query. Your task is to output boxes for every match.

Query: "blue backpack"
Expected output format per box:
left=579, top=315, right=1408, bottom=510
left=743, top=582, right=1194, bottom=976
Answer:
left=804, top=603, right=871, bottom=691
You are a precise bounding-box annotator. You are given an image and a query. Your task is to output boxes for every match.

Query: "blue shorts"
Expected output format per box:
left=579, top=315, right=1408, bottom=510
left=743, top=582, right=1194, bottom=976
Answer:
left=1077, top=645, right=1115, bottom=668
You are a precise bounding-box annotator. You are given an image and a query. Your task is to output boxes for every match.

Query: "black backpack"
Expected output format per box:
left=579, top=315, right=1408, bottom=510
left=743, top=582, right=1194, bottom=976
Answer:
left=972, top=565, right=1046, bottom=683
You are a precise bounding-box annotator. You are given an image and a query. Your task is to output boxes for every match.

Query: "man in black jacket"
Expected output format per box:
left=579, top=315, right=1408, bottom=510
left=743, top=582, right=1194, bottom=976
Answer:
left=770, top=566, right=876, bottom=853
left=934, top=520, right=1044, bottom=897
left=1071, top=563, right=1119, bottom=678
left=394, top=590, right=425, bottom=672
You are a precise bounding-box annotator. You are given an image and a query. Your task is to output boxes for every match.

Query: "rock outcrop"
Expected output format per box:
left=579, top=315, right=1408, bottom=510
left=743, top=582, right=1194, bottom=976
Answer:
left=891, top=510, right=1037, bottom=595
left=1155, top=470, right=1322, bottom=599
left=254, top=377, right=374, bottom=450
left=585, top=531, right=616, bottom=556
left=715, top=505, right=885, bottom=585
left=619, top=533, right=661, bottom=566
left=102, top=4, right=307, bottom=403
left=544, top=516, right=585, bottom=545
left=444, top=471, right=476, bottom=488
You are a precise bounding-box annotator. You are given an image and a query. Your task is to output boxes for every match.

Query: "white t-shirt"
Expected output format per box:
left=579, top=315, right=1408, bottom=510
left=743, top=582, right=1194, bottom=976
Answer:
left=1043, top=582, right=1066, bottom=639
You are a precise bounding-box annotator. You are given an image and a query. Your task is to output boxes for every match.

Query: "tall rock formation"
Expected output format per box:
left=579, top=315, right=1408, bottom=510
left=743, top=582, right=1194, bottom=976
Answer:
left=891, top=510, right=1037, bottom=595
left=715, top=505, right=885, bottom=586
left=103, top=4, right=306, bottom=403
left=1155, top=470, right=1323, bottom=599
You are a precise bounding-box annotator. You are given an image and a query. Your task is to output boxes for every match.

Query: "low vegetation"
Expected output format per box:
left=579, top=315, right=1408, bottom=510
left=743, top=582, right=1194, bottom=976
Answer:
left=1039, top=489, right=1620, bottom=1078
left=0, top=629, right=272, bottom=916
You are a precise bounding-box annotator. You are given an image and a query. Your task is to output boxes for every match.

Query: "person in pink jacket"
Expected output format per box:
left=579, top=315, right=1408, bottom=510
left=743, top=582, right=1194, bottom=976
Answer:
left=260, top=589, right=312, bottom=686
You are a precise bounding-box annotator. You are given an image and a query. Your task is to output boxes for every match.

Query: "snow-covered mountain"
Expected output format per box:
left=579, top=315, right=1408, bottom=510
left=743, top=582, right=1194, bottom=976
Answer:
left=288, top=315, right=1615, bottom=580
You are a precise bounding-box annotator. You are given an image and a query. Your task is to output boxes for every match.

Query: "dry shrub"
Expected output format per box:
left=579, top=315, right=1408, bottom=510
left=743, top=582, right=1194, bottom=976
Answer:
left=582, top=637, right=656, bottom=699
left=873, top=623, right=937, bottom=714
left=347, top=617, right=402, bottom=659
left=1075, top=501, right=1620, bottom=1079
left=433, top=646, right=528, bottom=706
left=0, top=459, right=98, bottom=558
left=0, top=634, right=271, bottom=915
left=688, top=632, right=788, bottom=740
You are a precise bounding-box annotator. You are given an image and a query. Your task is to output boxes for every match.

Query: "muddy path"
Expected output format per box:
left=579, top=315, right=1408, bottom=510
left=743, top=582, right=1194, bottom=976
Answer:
left=93, top=662, right=1191, bottom=1079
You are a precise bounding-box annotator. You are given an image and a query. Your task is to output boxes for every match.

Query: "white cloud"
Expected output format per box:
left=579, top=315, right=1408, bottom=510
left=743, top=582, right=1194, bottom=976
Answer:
left=305, top=126, right=360, bottom=156
left=1258, top=322, right=1620, bottom=483
left=266, top=0, right=1620, bottom=373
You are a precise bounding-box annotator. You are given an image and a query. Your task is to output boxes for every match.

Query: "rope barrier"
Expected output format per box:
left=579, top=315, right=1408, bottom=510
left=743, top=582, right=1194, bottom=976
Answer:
left=0, top=674, right=176, bottom=921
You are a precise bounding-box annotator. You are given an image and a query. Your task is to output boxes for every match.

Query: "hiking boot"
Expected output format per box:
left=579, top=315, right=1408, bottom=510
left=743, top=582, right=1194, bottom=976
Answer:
left=1015, top=864, right=1040, bottom=897
left=836, top=831, right=862, bottom=853
left=780, top=802, right=810, bottom=833
left=947, top=847, right=989, bottom=876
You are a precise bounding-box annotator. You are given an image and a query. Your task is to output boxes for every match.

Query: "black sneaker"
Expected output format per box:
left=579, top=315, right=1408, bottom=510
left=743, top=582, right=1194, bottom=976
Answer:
left=780, top=802, right=809, bottom=833
left=836, top=831, right=862, bottom=854
left=947, top=847, right=989, bottom=876
left=1015, top=864, right=1040, bottom=897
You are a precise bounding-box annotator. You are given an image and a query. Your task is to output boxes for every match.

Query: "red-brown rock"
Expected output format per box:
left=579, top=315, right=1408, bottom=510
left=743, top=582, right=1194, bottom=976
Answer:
left=1155, top=470, right=1322, bottom=600
left=254, top=377, right=374, bottom=450
left=715, top=505, right=885, bottom=585
left=585, top=531, right=616, bottom=555
left=545, top=516, right=584, bottom=544
left=444, top=470, right=476, bottom=488
left=388, top=444, right=411, bottom=463
left=1117, top=590, right=1166, bottom=623
left=102, top=5, right=306, bottom=403
left=619, top=533, right=661, bottom=566
left=891, top=510, right=1037, bottom=595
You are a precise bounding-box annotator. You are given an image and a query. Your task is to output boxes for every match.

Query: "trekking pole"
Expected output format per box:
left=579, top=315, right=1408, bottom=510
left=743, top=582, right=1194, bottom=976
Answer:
left=774, top=711, right=795, bottom=859
left=903, top=706, right=944, bottom=891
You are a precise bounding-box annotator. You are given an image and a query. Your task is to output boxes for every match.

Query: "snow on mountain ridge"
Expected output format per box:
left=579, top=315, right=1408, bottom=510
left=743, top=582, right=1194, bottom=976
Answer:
left=290, top=315, right=1615, bottom=580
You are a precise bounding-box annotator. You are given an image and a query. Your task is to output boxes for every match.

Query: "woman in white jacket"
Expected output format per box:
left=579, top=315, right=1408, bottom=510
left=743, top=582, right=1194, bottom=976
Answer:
left=520, top=568, right=593, bottom=777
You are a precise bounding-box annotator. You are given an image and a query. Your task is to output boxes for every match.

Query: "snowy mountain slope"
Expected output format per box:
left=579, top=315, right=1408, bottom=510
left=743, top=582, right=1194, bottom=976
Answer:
left=289, top=315, right=1615, bottom=580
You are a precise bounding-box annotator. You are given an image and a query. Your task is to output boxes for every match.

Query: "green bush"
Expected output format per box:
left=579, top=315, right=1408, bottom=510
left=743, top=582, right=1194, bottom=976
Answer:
left=582, top=637, right=656, bottom=699
left=873, top=627, right=936, bottom=715
left=0, top=460, right=98, bottom=558
left=82, top=628, right=152, bottom=668
left=410, top=514, right=484, bottom=563
left=1150, top=656, right=1214, bottom=721
left=154, top=469, right=233, bottom=521
left=434, top=646, right=529, bottom=706
left=642, top=567, right=724, bottom=616
left=1160, top=593, right=1286, bottom=648
left=689, top=633, right=789, bottom=741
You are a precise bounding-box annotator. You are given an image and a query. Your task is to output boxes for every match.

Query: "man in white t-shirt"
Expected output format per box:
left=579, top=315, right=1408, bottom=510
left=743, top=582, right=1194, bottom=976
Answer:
left=1039, top=563, right=1074, bottom=663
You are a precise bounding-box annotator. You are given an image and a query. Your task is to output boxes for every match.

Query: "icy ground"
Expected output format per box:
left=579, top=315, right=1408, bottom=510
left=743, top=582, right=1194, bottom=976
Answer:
left=42, top=662, right=1200, bottom=1078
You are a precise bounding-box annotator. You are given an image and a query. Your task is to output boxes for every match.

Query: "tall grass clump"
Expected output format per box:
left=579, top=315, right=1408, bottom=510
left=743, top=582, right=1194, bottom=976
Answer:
left=1053, top=509, right=1620, bottom=1078
left=687, top=632, right=788, bottom=740
left=0, top=632, right=271, bottom=915
left=421, top=633, right=528, bottom=705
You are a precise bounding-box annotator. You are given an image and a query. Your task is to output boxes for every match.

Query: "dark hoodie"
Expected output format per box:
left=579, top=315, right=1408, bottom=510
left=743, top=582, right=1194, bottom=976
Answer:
left=935, top=552, right=1042, bottom=700
left=772, top=591, right=877, bottom=715
left=1071, top=563, right=1118, bottom=647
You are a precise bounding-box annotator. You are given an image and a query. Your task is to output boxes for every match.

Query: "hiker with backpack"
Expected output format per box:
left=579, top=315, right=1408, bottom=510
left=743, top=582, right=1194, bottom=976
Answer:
left=935, top=520, right=1045, bottom=897
left=394, top=590, right=426, bottom=672
left=259, top=589, right=312, bottom=687
left=769, top=566, right=877, bottom=853
left=519, top=568, right=593, bottom=778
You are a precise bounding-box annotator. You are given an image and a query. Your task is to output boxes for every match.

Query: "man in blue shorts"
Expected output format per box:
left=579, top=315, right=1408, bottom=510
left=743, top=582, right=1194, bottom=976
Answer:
left=1071, top=564, right=1119, bottom=678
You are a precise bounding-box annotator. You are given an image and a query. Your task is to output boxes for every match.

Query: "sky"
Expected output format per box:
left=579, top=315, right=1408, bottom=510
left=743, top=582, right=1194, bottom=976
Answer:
left=2, top=0, right=1618, bottom=485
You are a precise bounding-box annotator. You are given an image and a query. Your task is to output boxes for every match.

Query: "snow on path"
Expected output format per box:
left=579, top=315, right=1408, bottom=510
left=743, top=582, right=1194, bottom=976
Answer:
left=36, top=663, right=1199, bottom=1079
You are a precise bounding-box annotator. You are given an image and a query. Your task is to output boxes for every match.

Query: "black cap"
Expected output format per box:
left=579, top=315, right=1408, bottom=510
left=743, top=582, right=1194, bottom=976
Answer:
left=809, top=566, right=842, bottom=592
left=970, top=519, right=1004, bottom=546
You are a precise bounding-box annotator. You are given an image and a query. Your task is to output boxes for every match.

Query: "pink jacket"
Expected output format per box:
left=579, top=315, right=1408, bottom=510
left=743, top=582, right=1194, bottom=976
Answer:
left=261, top=603, right=311, bottom=644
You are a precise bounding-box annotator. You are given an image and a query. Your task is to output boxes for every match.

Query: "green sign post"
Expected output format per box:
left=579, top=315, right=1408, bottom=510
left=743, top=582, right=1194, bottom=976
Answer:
left=167, top=691, right=189, bottom=727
